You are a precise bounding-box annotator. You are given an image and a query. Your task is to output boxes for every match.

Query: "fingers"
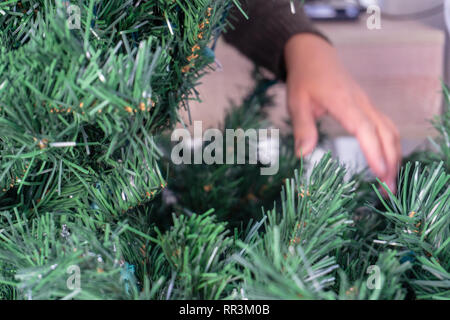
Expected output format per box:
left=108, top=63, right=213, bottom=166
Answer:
left=382, top=113, right=402, bottom=165
left=288, top=85, right=401, bottom=195
left=356, top=94, right=402, bottom=193
left=355, top=120, right=389, bottom=180
left=288, top=94, right=319, bottom=158
left=320, top=89, right=401, bottom=193
left=375, top=116, right=401, bottom=193
left=317, top=91, right=391, bottom=180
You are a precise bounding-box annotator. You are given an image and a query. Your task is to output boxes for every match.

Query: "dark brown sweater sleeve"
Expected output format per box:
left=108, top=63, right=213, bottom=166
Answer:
left=223, top=0, right=328, bottom=80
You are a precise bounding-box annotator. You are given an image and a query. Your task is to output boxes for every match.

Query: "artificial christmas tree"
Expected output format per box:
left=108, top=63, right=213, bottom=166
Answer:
left=0, top=0, right=448, bottom=300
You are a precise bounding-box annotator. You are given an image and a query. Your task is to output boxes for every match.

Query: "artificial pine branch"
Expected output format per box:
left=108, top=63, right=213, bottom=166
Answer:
left=0, top=1, right=448, bottom=301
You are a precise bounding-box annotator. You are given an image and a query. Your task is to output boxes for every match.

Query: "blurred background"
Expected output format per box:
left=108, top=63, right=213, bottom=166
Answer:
left=179, top=0, right=449, bottom=175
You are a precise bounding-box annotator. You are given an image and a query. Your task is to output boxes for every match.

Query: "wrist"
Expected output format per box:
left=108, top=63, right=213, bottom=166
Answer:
left=284, top=33, right=335, bottom=74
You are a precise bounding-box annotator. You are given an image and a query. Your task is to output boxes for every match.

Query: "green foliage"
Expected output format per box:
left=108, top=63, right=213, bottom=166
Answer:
left=0, top=0, right=241, bottom=300
left=0, top=1, right=448, bottom=301
left=0, top=0, right=232, bottom=216
left=372, top=161, right=450, bottom=299
left=337, top=250, right=410, bottom=300
left=433, top=85, right=450, bottom=170
left=374, top=162, right=449, bottom=258
left=1, top=78, right=448, bottom=300
left=0, top=210, right=131, bottom=300
left=412, top=255, right=450, bottom=299
left=154, top=74, right=299, bottom=227
left=155, top=210, right=240, bottom=299
left=233, top=154, right=354, bottom=299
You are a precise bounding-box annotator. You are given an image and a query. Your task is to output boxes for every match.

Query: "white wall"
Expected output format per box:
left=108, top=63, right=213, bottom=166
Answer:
left=378, top=0, right=449, bottom=84
left=377, top=0, right=443, bottom=13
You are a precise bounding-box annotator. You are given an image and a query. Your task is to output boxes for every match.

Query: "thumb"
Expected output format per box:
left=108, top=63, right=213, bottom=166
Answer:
left=290, top=96, right=319, bottom=158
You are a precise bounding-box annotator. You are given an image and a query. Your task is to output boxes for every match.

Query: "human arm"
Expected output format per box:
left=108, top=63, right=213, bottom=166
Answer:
left=224, top=0, right=401, bottom=192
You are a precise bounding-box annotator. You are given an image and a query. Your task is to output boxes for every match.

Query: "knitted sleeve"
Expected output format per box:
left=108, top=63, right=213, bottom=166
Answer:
left=223, top=0, right=329, bottom=80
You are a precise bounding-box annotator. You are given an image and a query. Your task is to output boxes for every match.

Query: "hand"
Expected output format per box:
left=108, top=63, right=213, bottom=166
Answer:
left=284, top=33, right=401, bottom=193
